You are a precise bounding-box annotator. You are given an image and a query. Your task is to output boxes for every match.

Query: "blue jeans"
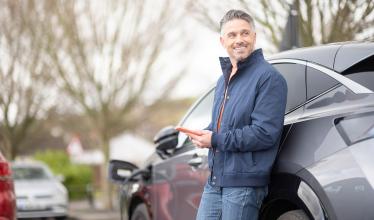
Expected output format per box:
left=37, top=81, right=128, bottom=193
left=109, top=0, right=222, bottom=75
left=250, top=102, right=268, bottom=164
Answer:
left=196, top=181, right=268, bottom=220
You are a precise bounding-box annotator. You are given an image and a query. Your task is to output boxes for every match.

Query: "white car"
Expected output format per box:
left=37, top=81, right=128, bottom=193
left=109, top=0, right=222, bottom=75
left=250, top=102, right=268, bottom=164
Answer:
left=12, top=161, right=68, bottom=219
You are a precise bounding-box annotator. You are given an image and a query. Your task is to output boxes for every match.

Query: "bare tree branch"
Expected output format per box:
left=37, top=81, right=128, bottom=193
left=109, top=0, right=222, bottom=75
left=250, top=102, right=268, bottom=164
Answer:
left=0, top=0, right=55, bottom=159
left=41, top=0, right=189, bottom=209
left=188, top=0, right=374, bottom=50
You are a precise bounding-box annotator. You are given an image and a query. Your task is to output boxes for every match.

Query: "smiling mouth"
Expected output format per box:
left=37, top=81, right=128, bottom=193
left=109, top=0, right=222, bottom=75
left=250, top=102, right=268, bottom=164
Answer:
left=234, top=46, right=247, bottom=53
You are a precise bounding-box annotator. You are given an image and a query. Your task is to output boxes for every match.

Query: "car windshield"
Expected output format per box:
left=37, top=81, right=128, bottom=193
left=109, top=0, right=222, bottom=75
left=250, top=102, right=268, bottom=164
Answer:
left=12, top=166, right=51, bottom=180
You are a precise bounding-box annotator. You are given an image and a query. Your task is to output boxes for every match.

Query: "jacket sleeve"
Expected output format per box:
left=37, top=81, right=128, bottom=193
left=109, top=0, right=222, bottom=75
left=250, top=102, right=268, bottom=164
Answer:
left=211, top=72, right=287, bottom=152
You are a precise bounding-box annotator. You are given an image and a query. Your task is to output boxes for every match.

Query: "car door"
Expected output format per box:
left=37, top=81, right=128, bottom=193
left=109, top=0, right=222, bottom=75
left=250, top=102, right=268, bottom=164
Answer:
left=151, top=89, right=214, bottom=220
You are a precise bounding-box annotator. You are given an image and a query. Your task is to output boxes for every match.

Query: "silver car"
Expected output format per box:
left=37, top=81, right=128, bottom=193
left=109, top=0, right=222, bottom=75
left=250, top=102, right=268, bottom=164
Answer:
left=12, top=161, right=68, bottom=219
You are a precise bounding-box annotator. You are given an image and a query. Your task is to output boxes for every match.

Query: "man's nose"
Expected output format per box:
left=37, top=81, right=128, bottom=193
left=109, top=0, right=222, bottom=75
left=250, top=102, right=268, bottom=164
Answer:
left=234, top=35, right=245, bottom=44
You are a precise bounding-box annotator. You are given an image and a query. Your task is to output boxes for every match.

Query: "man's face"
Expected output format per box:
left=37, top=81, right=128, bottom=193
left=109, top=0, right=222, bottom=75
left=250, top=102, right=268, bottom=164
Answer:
left=220, top=19, right=256, bottom=64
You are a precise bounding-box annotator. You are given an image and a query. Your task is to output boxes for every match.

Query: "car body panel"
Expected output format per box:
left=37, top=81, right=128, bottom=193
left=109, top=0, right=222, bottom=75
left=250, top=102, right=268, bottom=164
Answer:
left=151, top=146, right=208, bottom=220
left=0, top=153, right=16, bottom=220
left=306, top=141, right=374, bottom=220
left=267, top=44, right=341, bottom=70
left=268, top=42, right=374, bottom=74
left=276, top=86, right=374, bottom=174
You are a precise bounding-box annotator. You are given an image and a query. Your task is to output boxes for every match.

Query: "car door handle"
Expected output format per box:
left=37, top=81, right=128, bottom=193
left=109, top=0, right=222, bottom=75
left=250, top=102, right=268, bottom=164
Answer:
left=188, top=157, right=203, bottom=168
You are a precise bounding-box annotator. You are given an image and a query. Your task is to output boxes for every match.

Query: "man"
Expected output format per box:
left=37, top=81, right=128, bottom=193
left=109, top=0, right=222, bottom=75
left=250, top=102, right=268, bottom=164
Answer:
left=186, top=9, right=287, bottom=220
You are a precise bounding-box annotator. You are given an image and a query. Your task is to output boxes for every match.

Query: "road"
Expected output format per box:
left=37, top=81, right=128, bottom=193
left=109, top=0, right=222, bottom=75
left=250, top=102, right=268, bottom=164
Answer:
left=68, top=200, right=120, bottom=220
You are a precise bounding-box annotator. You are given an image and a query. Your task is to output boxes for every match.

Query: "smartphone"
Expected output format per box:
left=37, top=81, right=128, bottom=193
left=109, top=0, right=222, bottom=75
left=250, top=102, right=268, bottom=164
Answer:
left=175, top=126, right=201, bottom=136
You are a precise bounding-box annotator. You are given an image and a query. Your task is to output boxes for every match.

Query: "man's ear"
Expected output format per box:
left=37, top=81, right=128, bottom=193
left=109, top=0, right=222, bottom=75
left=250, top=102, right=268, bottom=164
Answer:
left=253, top=32, right=257, bottom=45
left=220, top=36, right=224, bottom=47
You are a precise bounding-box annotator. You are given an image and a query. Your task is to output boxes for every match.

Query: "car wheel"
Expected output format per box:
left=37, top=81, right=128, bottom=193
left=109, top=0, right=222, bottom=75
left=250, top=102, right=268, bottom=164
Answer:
left=277, top=210, right=310, bottom=220
left=55, top=216, right=67, bottom=220
left=131, top=204, right=150, bottom=220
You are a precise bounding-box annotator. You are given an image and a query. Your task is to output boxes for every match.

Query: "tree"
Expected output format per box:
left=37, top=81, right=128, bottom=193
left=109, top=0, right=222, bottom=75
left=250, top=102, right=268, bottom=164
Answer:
left=187, top=0, right=374, bottom=51
left=43, top=0, right=188, bottom=209
left=0, top=0, right=55, bottom=159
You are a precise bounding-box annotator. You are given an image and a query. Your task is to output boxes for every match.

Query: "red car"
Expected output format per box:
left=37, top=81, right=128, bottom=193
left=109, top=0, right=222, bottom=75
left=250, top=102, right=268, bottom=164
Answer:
left=0, top=151, right=16, bottom=220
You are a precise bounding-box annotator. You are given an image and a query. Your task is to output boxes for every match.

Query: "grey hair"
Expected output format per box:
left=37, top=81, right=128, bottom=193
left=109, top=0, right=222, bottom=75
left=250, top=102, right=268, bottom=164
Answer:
left=220, top=9, right=255, bottom=35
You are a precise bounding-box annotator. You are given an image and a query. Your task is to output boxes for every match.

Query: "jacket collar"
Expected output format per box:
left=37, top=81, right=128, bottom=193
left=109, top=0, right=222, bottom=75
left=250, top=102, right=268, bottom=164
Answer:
left=219, top=49, right=264, bottom=80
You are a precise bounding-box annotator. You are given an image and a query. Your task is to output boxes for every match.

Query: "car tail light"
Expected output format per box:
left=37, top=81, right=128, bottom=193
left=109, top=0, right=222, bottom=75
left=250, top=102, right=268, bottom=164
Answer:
left=0, top=154, right=16, bottom=220
left=0, top=160, right=12, bottom=178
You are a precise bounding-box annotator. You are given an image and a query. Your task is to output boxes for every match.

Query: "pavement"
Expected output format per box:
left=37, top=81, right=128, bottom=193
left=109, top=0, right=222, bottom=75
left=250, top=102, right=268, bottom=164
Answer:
left=68, top=200, right=120, bottom=220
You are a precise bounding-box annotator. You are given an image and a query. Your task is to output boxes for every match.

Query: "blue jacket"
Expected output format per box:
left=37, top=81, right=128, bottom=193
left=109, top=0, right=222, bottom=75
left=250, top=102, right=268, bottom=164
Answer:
left=207, top=49, right=287, bottom=187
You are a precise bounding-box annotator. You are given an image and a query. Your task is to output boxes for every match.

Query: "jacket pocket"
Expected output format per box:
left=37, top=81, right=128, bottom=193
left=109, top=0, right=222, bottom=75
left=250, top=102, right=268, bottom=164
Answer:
left=223, top=151, right=254, bottom=173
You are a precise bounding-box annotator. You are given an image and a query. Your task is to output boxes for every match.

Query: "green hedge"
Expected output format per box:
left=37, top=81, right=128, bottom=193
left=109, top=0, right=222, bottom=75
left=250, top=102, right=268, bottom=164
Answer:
left=34, top=150, right=93, bottom=200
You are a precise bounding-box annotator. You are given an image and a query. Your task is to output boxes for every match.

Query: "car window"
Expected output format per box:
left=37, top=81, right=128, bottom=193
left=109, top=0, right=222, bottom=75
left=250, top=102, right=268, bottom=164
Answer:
left=272, top=63, right=306, bottom=113
left=12, top=167, right=52, bottom=180
left=177, top=89, right=214, bottom=147
left=307, top=67, right=340, bottom=100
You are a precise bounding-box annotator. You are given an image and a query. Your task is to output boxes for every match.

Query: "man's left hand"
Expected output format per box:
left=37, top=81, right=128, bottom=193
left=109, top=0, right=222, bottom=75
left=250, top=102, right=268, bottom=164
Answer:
left=188, top=130, right=212, bottom=148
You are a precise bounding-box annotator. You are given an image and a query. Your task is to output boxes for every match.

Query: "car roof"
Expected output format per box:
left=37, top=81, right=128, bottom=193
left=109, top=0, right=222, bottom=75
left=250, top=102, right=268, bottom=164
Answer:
left=267, top=41, right=374, bottom=73
left=334, top=42, right=374, bottom=72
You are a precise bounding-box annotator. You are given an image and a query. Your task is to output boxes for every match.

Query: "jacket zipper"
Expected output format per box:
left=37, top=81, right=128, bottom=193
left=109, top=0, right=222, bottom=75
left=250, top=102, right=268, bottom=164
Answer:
left=217, top=69, right=236, bottom=132
left=216, top=85, right=229, bottom=132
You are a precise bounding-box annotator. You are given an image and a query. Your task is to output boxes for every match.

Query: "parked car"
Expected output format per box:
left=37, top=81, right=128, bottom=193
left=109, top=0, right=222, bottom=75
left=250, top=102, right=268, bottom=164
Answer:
left=0, top=151, right=16, bottom=220
left=12, top=161, right=68, bottom=219
left=109, top=41, right=374, bottom=220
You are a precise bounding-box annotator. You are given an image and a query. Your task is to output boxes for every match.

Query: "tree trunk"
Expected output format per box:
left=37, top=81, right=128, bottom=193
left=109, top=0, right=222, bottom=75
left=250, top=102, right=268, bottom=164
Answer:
left=99, top=135, right=113, bottom=210
left=10, top=138, right=19, bottom=161
left=1, top=138, right=12, bottom=160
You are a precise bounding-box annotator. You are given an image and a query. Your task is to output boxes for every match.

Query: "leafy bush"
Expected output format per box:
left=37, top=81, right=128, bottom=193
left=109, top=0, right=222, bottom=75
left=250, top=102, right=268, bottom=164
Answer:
left=34, top=150, right=93, bottom=200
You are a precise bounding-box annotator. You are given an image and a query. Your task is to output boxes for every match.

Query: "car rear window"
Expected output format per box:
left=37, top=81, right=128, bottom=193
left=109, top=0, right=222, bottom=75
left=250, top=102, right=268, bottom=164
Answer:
left=343, top=55, right=374, bottom=74
left=335, top=112, right=374, bottom=145
left=343, top=55, right=374, bottom=91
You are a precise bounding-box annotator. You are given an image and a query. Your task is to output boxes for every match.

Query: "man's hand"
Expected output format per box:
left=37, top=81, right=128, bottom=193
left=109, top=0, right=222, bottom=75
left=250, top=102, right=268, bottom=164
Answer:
left=187, top=130, right=212, bottom=148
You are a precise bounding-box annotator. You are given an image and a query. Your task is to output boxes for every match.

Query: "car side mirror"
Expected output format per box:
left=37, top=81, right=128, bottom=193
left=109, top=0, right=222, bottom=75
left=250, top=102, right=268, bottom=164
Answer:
left=153, top=126, right=179, bottom=156
left=108, top=160, right=138, bottom=184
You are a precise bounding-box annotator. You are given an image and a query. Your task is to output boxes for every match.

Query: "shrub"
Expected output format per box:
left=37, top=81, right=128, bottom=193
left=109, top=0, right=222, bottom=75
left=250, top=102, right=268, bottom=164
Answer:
left=34, top=150, right=93, bottom=200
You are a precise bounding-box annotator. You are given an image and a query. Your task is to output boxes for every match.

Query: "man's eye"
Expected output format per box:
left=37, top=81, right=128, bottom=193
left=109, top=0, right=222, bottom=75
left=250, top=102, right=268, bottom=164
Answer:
left=228, top=33, right=235, bottom=38
left=242, top=32, right=250, bottom=37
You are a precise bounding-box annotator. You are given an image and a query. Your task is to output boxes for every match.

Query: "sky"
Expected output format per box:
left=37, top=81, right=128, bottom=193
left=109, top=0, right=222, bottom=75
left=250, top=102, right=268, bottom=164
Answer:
left=172, top=24, right=222, bottom=98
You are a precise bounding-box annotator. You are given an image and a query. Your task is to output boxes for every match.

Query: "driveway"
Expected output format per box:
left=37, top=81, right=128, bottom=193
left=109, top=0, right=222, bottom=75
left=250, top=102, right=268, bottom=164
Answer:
left=68, top=200, right=120, bottom=220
